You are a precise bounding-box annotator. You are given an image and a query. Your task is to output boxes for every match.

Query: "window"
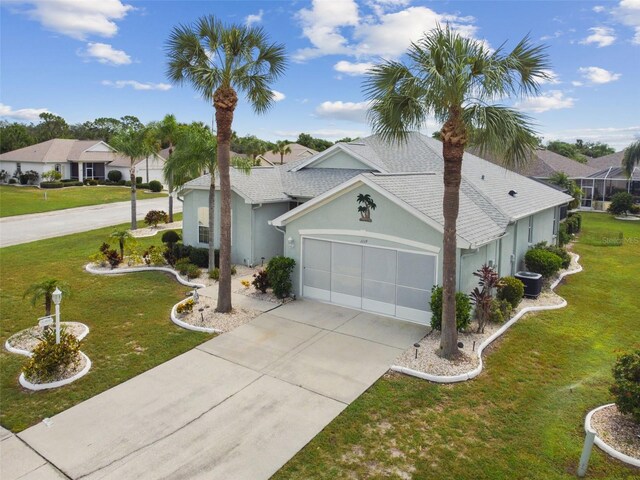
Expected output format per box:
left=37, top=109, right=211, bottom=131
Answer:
left=552, top=208, right=558, bottom=237
left=198, top=207, right=209, bottom=244
left=528, top=216, right=534, bottom=244
left=16, top=162, right=22, bottom=173
left=55, top=164, right=61, bottom=173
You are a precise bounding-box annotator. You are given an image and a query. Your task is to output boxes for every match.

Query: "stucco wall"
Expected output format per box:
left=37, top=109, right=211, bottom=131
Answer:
left=0, top=161, right=67, bottom=180
left=253, top=202, right=289, bottom=266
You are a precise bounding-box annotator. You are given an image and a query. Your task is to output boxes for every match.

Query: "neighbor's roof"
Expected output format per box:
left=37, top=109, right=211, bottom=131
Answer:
left=0, top=139, right=110, bottom=163
left=107, top=152, right=163, bottom=168
left=257, top=143, right=318, bottom=166
left=586, top=150, right=624, bottom=171
left=587, top=166, right=640, bottom=181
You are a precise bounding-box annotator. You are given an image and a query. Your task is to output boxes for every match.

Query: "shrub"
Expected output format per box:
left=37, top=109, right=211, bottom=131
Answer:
left=20, top=170, right=39, bottom=185
left=148, top=180, right=163, bottom=192
left=42, top=170, right=62, bottom=182
left=524, top=248, right=562, bottom=278
left=125, top=245, right=144, bottom=266
left=176, top=298, right=194, bottom=315
left=489, top=298, right=513, bottom=324
left=118, top=179, right=126, bottom=186
left=429, top=286, right=472, bottom=332
left=188, top=247, right=209, bottom=268
left=107, top=170, right=122, bottom=182
left=0, top=169, right=9, bottom=182
left=610, top=350, right=640, bottom=423
left=209, top=268, right=219, bottom=281
left=608, top=192, right=634, bottom=215
left=565, top=213, right=582, bottom=234
left=8, top=178, right=17, bottom=184
left=175, top=258, right=192, bottom=275
left=469, top=264, right=500, bottom=333
left=99, top=242, right=121, bottom=269
left=497, top=276, right=525, bottom=309
left=266, top=256, right=296, bottom=299
left=241, top=279, right=250, bottom=288
left=23, top=328, right=81, bottom=383
left=62, top=181, right=83, bottom=187
left=252, top=269, right=270, bottom=293
left=84, top=179, right=98, bottom=186
left=533, top=242, right=571, bottom=269
left=161, top=230, right=180, bottom=246
left=138, top=183, right=150, bottom=190
left=142, top=246, right=165, bottom=266
left=136, top=176, right=143, bottom=184
left=144, top=210, right=168, bottom=227
left=40, top=182, right=64, bottom=189
left=558, top=223, right=570, bottom=246
left=186, top=264, right=201, bottom=279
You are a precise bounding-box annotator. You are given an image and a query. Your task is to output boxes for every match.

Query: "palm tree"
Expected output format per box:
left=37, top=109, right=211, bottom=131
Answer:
left=111, top=126, right=159, bottom=230
left=155, top=114, right=182, bottom=222
left=23, top=279, right=70, bottom=317
left=164, top=123, right=252, bottom=271
left=271, top=140, right=292, bottom=165
left=622, top=140, right=640, bottom=177
left=166, top=15, right=287, bottom=313
left=364, top=26, right=548, bottom=359
left=109, top=229, right=134, bottom=259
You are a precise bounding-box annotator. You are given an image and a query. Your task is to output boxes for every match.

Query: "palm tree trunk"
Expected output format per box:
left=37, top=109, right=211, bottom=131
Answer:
left=208, top=174, right=216, bottom=272
left=45, top=295, right=52, bottom=317
left=130, top=165, right=137, bottom=230
left=168, top=145, right=174, bottom=223
left=214, top=86, right=238, bottom=313
left=439, top=109, right=466, bottom=359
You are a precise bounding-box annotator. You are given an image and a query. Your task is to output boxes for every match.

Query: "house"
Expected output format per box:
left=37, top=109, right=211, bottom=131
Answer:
left=255, top=143, right=318, bottom=166
left=0, top=139, right=167, bottom=185
left=180, top=133, right=571, bottom=324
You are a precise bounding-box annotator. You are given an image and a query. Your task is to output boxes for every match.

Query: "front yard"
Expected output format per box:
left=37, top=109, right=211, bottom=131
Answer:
left=0, top=217, right=210, bottom=431
left=274, top=212, right=640, bottom=479
left=0, top=185, right=167, bottom=217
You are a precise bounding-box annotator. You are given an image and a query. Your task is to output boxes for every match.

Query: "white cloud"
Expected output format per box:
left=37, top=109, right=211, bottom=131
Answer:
left=578, top=66, right=622, bottom=84
left=540, top=30, right=564, bottom=41
left=0, top=102, right=51, bottom=121
left=572, top=80, right=584, bottom=87
left=80, top=42, right=131, bottom=65
left=293, top=1, right=483, bottom=61
left=542, top=126, right=640, bottom=150
left=593, top=6, right=606, bottom=13
left=101, top=80, right=171, bottom=91
left=515, top=90, right=575, bottom=113
left=271, top=90, right=286, bottom=102
left=245, top=9, right=263, bottom=26
left=315, top=101, right=371, bottom=123
left=333, top=60, right=375, bottom=76
left=4, top=0, right=133, bottom=40
left=580, top=26, right=616, bottom=47
left=613, top=0, right=640, bottom=44
left=538, top=69, right=561, bottom=85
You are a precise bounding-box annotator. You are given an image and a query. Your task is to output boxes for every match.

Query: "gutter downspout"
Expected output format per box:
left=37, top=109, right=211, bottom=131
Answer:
left=458, top=248, right=479, bottom=291
left=251, top=204, right=263, bottom=266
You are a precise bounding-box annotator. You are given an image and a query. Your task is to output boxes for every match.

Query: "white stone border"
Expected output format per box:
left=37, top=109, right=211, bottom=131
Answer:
left=18, top=351, right=92, bottom=391
left=170, top=301, right=222, bottom=334
left=585, top=404, right=640, bottom=468
left=5, top=322, right=90, bottom=357
left=85, top=263, right=206, bottom=288
left=391, top=253, right=583, bottom=383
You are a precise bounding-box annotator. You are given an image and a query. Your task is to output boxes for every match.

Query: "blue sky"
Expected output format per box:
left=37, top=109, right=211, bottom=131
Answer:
left=1, top=0, right=639, bottom=149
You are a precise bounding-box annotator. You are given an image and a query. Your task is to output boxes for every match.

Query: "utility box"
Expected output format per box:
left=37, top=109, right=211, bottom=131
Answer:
left=515, top=271, right=543, bottom=299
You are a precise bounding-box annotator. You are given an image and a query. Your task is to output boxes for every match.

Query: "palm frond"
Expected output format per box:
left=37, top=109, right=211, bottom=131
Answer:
left=622, top=140, right=640, bottom=178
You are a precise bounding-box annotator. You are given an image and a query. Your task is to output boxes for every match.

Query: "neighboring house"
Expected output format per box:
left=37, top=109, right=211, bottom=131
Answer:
left=256, top=143, right=318, bottom=166
left=0, top=139, right=167, bottom=185
left=180, top=133, right=571, bottom=325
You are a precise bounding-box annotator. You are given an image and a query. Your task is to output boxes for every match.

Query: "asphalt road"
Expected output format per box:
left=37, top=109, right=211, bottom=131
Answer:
left=0, top=197, right=181, bottom=248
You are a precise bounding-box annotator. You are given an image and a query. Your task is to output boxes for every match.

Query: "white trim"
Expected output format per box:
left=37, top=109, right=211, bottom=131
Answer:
left=290, top=143, right=387, bottom=173
left=585, top=404, right=640, bottom=468
left=298, top=229, right=440, bottom=254
left=170, top=300, right=220, bottom=334
left=5, top=322, right=90, bottom=357
left=85, top=264, right=206, bottom=288
left=19, top=351, right=92, bottom=390
left=391, top=252, right=583, bottom=383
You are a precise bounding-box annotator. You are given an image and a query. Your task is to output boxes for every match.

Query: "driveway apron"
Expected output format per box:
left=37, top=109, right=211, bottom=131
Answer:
left=16, top=300, right=427, bottom=480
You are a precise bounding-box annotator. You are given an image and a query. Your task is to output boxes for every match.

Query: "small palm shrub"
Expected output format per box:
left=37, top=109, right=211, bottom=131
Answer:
left=252, top=269, right=270, bottom=293
left=144, top=210, right=169, bottom=227
left=186, top=264, right=201, bottom=279
left=525, top=248, right=562, bottom=278
left=148, top=180, right=163, bottom=192
left=176, top=298, right=195, bottom=315
left=497, top=276, right=525, bottom=309
left=610, top=350, right=640, bottom=423
left=429, top=286, right=471, bottom=332
left=266, top=256, right=296, bottom=298
left=23, top=328, right=81, bottom=383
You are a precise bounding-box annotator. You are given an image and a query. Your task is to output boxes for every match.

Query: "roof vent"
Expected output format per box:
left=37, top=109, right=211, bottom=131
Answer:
left=508, top=190, right=517, bottom=197
left=481, top=174, right=485, bottom=180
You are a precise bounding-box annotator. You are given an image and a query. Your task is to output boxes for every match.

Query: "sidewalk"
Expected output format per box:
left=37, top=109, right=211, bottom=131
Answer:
left=0, top=426, right=66, bottom=479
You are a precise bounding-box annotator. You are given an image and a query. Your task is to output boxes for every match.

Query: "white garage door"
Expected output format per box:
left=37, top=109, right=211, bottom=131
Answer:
left=302, top=238, right=436, bottom=324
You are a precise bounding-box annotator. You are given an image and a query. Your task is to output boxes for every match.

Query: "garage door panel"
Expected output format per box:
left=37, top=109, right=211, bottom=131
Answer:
left=304, top=239, right=330, bottom=271
left=363, top=247, right=396, bottom=283
left=363, top=279, right=395, bottom=304
left=331, top=243, right=362, bottom=276
left=304, top=269, right=330, bottom=291
left=331, top=273, right=361, bottom=297
left=396, top=285, right=429, bottom=311
left=397, top=252, right=435, bottom=290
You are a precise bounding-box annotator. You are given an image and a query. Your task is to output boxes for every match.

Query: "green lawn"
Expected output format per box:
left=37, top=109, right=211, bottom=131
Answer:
left=274, top=212, right=640, bottom=480
left=0, top=215, right=211, bottom=432
left=0, top=185, right=167, bottom=217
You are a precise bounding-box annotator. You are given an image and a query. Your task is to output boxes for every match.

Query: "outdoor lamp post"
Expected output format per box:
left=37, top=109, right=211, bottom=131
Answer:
left=52, top=287, right=62, bottom=344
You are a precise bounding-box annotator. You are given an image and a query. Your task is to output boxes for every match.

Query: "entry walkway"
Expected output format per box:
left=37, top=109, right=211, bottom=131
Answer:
left=10, top=300, right=427, bottom=479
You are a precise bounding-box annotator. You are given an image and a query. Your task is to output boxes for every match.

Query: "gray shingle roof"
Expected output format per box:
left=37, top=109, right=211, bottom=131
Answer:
left=586, top=151, right=624, bottom=171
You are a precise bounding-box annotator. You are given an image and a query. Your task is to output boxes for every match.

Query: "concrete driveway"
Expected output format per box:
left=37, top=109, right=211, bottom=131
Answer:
left=0, top=196, right=180, bottom=248
left=15, top=300, right=427, bottom=480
